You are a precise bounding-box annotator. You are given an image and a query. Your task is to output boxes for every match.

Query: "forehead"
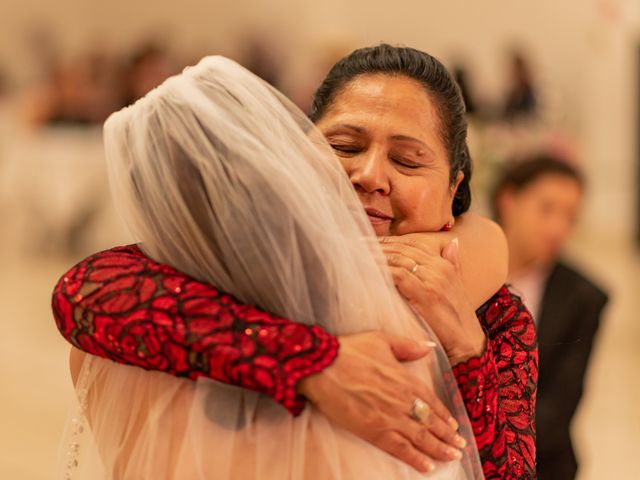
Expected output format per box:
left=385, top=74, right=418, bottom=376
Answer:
left=525, top=174, right=583, bottom=199
left=321, top=74, right=442, bottom=139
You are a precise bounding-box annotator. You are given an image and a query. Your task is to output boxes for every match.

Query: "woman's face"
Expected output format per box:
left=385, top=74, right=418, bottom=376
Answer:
left=315, top=74, right=463, bottom=236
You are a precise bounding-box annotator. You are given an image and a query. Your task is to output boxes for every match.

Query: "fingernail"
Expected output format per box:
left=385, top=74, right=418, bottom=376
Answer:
left=422, top=459, right=435, bottom=472
left=454, top=434, right=467, bottom=448
left=447, top=447, right=463, bottom=460
left=421, top=340, right=437, bottom=349
left=452, top=237, right=459, bottom=248
left=448, top=417, right=459, bottom=430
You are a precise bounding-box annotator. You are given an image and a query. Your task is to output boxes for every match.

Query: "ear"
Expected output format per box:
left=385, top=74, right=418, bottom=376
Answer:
left=450, top=171, right=464, bottom=197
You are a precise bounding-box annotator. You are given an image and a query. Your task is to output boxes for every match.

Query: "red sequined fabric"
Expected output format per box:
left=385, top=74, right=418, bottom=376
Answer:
left=52, top=245, right=537, bottom=478
left=52, top=245, right=338, bottom=415
left=454, top=286, right=538, bottom=479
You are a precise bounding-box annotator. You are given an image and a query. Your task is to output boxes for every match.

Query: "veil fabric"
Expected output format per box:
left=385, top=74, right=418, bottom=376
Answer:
left=57, top=56, right=483, bottom=479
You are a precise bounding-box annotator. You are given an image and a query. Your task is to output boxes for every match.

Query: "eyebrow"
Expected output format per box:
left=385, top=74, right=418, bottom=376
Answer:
left=328, top=124, right=365, bottom=134
left=390, top=135, right=436, bottom=157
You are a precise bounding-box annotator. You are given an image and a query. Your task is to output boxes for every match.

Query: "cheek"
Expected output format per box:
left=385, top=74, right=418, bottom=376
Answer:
left=391, top=177, right=452, bottom=234
left=517, top=207, right=546, bottom=239
left=337, top=155, right=352, bottom=171
left=519, top=206, right=560, bottom=249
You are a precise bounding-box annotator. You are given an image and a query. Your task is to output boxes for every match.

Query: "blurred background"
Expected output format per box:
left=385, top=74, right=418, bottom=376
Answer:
left=0, top=0, right=638, bottom=478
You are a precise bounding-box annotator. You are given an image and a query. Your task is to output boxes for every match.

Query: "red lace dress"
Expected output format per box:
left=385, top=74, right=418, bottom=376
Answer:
left=52, top=245, right=538, bottom=479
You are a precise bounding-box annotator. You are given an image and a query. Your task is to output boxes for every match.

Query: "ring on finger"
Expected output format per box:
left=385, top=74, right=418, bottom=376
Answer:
left=409, top=398, right=431, bottom=423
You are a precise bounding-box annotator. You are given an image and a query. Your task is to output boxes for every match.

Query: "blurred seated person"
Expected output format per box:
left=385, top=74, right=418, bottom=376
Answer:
left=26, top=52, right=122, bottom=126
left=503, top=52, right=537, bottom=120
left=123, top=43, right=176, bottom=105
left=491, top=153, right=608, bottom=480
left=238, top=35, right=284, bottom=89
left=453, top=65, right=477, bottom=116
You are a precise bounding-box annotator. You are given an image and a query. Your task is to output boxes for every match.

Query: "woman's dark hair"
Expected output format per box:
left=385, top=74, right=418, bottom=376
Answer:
left=310, top=44, right=472, bottom=216
left=490, top=153, right=585, bottom=222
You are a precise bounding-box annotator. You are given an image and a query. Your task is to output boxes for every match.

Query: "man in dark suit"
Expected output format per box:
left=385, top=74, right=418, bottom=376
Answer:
left=491, top=154, right=609, bottom=479
left=536, top=262, right=608, bottom=479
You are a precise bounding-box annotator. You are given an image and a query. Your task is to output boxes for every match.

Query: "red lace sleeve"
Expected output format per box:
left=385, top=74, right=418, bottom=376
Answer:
left=453, top=286, right=538, bottom=479
left=52, top=244, right=339, bottom=416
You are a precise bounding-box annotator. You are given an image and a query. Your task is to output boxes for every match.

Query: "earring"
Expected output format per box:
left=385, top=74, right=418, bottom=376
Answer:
left=442, top=220, right=454, bottom=232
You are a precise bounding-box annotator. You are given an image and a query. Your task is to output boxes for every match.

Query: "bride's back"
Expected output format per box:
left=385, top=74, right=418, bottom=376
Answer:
left=104, top=55, right=404, bottom=335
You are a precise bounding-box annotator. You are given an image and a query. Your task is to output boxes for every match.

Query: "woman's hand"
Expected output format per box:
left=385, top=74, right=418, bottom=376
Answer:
left=383, top=216, right=507, bottom=310
left=297, top=331, right=467, bottom=473
left=380, top=236, right=486, bottom=365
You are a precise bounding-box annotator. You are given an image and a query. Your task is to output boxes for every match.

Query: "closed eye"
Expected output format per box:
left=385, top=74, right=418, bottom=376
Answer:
left=330, top=144, right=362, bottom=155
left=392, top=157, right=422, bottom=169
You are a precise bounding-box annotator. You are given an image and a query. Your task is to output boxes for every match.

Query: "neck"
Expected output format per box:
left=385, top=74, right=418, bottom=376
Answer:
left=509, top=256, right=536, bottom=278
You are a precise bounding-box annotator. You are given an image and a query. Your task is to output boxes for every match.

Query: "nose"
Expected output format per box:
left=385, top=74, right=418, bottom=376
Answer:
left=346, top=146, right=391, bottom=195
left=540, top=214, right=573, bottom=256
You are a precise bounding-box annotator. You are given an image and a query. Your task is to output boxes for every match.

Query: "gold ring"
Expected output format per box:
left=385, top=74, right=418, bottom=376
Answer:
left=409, top=398, right=430, bottom=423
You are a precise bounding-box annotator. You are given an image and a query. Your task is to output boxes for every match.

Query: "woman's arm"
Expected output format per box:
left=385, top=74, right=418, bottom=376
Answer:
left=53, top=244, right=338, bottom=415
left=453, top=288, right=538, bottom=479
left=381, top=235, right=537, bottom=479
left=52, top=244, right=463, bottom=473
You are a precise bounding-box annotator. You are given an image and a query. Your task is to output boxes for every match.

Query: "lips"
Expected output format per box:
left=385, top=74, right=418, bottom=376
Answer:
left=364, top=207, right=393, bottom=224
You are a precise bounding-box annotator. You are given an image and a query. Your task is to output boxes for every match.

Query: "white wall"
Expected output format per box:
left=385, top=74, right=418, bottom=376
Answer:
left=1, top=0, right=638, bottom=242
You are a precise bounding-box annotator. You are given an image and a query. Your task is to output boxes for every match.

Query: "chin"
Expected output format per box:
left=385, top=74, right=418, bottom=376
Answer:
left=535, top=249, right=559, bottom=266
left=370, top=223, right=390, bottom=237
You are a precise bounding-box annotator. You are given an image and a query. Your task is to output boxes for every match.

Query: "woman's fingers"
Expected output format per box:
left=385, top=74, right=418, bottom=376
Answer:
left=380, top=243, right=444, bottom=278
left=304, top=331, right=469, bottom=473
left=386, top=252, right=456, bottom=300
left=380, top=242, right=434, bottom=267
left=384, top=332, right=435, bottom=362
left=411, top=381, right=459, bottom=432
left=375, top=432, right=435, bottom=473
left=387, top=266, right=416, bottom=301
left=366, top=372, right=462, bottom=471
left=380, top=233, right=448, bottom=256
left=441, top=238, right=461, bottom=272
left=408, top=406, right=467, bottom=450
left=385, top=334, right=466, bottom=452
left=383, top=249, right=421, bottom=273
left=387, top=266, right=426, bottom=303
left=404, top=421, right=464, bottom=462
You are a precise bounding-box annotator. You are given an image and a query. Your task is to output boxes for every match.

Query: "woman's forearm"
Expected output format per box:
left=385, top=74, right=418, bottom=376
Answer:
left=52, top=244, right=339, bottom=415
left=454, top=288, right=538, bottom=479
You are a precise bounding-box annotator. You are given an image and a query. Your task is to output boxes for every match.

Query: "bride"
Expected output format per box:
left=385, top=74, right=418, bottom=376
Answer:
left=58, top=55, right=482, bottom=479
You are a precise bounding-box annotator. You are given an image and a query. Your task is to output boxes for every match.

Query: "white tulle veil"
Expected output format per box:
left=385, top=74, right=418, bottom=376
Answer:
left=57, top=55, right=483, bottom=479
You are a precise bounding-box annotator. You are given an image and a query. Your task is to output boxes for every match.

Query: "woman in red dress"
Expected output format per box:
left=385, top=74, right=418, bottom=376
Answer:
left=53, top=45, right=537, bottom=479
